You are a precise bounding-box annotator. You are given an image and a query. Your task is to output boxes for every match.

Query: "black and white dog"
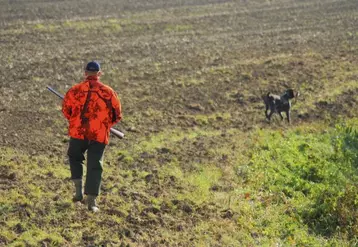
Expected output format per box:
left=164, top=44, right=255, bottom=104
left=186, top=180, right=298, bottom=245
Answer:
left=262, top=89, right=299, bottom=123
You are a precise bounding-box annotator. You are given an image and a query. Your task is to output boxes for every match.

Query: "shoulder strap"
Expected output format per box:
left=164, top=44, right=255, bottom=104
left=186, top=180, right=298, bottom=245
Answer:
left=80, top=83, right=92, bottom=124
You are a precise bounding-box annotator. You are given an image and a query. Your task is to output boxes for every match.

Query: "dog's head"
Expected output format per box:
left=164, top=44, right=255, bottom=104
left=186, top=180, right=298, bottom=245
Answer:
left=285, top=89, right=299, bottom=99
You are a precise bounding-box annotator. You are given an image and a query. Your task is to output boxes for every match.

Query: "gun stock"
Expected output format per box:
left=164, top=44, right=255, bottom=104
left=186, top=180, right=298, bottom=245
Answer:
left=47, top=86, right=125, bottom=139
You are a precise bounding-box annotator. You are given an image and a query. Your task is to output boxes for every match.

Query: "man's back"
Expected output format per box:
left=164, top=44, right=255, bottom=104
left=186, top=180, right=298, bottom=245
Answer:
left=62, top=75, right=121, bottom=144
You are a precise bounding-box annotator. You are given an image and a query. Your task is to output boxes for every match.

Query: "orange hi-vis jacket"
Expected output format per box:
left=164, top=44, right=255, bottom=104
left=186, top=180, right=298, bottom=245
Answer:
left=62, top=76, right=122, bottom=144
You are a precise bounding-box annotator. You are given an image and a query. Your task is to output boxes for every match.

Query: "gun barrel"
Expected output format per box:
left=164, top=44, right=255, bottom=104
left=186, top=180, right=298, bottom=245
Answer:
left=47, top=86, right=64, bottom=99
left=47, top=86, right=125, bottom=139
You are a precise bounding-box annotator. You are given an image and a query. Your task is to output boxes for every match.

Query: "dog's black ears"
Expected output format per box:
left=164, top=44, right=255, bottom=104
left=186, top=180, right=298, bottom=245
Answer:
left=286, top=89, right=295, bottom=98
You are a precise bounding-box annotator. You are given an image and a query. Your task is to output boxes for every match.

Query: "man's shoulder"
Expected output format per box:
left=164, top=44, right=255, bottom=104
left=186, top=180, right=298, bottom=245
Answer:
left=68, top=81, right=87, bottom=92
left=63, top=82, right=87, bottom=100
left=98, top=82, right=117, bottom=95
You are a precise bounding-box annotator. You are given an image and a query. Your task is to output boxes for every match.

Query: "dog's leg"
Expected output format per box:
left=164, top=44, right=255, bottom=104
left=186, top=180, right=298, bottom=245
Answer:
left=285, top=110, right=291, bottom=123
left=267, top=110, right=274, bottom=121
left=278, top=111, right=284, bottom=121
left=265, top=105, right=269, bottom=119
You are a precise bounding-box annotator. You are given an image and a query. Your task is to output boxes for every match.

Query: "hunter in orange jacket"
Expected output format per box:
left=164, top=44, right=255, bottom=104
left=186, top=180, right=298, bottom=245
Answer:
left=63, top=61, right=122, bottom=212
left=62, top=75, right=122, bottom=145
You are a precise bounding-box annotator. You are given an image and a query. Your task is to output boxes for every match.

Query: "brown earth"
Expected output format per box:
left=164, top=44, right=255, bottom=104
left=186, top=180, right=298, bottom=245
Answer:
left=1, top=0, right=357, bottom=150
left=0, top=0, right=357, bottom=155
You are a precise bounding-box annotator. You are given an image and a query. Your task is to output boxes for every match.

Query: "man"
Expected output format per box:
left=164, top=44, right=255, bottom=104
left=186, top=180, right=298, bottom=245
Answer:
left=62, top=61, right=122, bottom=212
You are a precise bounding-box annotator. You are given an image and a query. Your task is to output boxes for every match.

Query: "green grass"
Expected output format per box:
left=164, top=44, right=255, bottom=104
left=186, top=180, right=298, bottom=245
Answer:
left=131, top=127, right=221, bottom=154
left=164, top=24, right=193, bottom=33
left=242, top=120, right=358, bottom=245
left=177, top=164, right=222, bottom=204
left=4, top=120, right=358, bottom=246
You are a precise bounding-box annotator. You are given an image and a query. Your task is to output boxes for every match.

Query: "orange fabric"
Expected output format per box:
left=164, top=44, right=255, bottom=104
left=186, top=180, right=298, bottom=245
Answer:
left=62, top=76, right=122, bottom=144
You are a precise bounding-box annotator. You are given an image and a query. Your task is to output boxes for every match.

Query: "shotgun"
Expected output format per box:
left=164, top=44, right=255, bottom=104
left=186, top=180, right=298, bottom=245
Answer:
left=47, top=86, right=125, bottom=139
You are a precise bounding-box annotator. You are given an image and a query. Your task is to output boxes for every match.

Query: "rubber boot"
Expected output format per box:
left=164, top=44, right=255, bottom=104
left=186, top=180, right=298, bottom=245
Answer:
left=87, top=195, right=100, bottom=212
left=72, top=179, right=83, bottom=202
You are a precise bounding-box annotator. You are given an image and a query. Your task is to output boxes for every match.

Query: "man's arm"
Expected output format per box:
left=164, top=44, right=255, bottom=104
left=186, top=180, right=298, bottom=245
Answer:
left=111, top=91, right=122, bottom=125
left=62, top=90, right=73, bottom=120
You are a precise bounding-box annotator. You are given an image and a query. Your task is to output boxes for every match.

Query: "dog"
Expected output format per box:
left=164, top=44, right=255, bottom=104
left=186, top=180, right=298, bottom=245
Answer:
left=262, top=89, right=299, bottom=123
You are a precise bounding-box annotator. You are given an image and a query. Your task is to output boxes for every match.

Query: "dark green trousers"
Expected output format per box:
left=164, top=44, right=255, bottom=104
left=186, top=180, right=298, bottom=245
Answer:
left=67, top=138, right=106, bottom=196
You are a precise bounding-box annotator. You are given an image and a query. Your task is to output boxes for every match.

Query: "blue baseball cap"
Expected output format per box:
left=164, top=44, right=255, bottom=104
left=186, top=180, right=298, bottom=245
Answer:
left=85, top=61, right=100, bottom=72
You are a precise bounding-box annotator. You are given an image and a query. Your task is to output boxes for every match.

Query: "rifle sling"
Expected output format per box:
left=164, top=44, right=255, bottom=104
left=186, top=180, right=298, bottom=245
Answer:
left=80, top=88, right=92, bottom=124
